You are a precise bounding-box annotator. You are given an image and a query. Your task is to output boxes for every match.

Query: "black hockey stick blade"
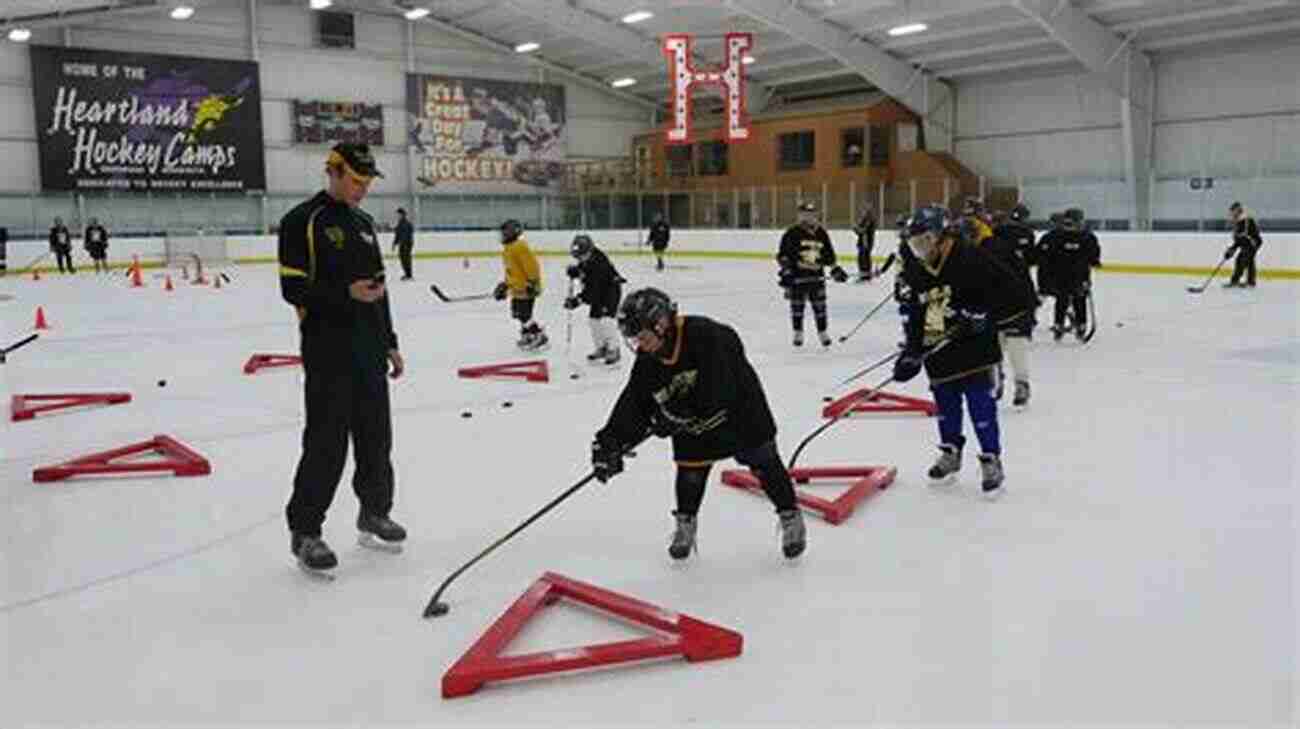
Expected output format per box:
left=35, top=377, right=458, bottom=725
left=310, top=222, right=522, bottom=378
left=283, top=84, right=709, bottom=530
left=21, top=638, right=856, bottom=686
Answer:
left=430, top=284, right=493, bottom=303
left=1, top=333, right=39, bottom=362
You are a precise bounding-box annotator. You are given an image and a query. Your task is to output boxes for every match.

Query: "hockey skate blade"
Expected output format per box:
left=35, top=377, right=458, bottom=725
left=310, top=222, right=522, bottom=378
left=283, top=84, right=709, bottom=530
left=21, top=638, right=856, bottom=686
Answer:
left=982, top=486, right=1005, bottom=502
left=927, top=474, right=959, bottom=487
left=358, top=533, right=403, bottom=553
left=297, top=562, right=336, bottom=581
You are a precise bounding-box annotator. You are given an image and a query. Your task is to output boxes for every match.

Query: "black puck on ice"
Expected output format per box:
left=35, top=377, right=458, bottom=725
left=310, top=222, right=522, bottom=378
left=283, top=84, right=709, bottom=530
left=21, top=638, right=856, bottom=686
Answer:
left=157, top=380, right=167, bottom=387
left=461, top=411, right=472, bottom=418
left=502, top=401, right=513, bottom=408
left=569, top=373, right=580, bottom=380
left=1116, top=322, right=1125, bottom=328
left=822, top=395, right=832, bottom=402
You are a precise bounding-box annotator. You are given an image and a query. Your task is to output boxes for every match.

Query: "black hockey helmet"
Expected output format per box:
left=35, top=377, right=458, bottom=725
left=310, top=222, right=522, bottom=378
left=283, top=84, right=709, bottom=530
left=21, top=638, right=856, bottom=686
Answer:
left=797, top=200, right=820, bottom=227
left=1062, top=207, right=1085, bottom=230
left=1009, top=203, right=1030, bottom=222
left=570, top=233, right=594, bottom=260
left=500, top=219, right=523, bottom=244
left=905, top=205, right=954, bottom=261
left=617, top=287, right=677, bottom=340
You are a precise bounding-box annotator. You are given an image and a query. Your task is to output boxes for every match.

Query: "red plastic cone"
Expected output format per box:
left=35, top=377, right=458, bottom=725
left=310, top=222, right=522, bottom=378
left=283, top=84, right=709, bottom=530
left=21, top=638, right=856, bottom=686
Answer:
left=164, top=275, right=174, bottom=291
left=130, top=256, right=144, bottom=288
left=34, top=306, right=49, bottom=330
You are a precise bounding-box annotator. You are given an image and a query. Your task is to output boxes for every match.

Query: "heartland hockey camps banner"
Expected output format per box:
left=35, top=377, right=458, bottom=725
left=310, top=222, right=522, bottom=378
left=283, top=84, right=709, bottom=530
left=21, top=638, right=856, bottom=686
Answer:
left=30, top=46, right=266, bottom=192
left=293, top=100, right=383, bottom=146
left=407, top=74, right=566, bottom=193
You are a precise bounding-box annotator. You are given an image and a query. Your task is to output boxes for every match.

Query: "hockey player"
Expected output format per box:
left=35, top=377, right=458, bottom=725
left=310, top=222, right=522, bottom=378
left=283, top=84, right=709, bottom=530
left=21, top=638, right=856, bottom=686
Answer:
left=565, top=233, right=625, bottom=366
left=49, top=217, right=74, bottom=274
left=1041, top=208, right=1100, bottom=341
left=493, top=219, right=549, bottom=351
left=892, top=206, right=1035, bottom=499
left=1223, top=201, right=1263, bottom=288
left=852, top=205, right=878, bottom=280
left=590, top=288, right=806, bottom=560
left=777, top=201, right=849, bottom=348
left=83, top=218, right=109, bottom=274
left=647, top=213, right=670, bottom=271
left=961, top=197, right=993, bottom=244
left=987, top=203, right=1038, bottom=406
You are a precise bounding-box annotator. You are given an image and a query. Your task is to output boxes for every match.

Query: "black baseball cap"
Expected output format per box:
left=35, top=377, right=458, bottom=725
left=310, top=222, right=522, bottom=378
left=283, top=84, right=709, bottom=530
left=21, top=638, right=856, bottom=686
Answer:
left=328, top=143, right=383, bottom=181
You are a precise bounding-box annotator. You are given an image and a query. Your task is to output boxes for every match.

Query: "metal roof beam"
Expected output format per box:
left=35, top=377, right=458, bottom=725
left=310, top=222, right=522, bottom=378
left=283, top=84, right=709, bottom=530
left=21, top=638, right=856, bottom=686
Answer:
left=1012, top=0, right=1142, bottom=100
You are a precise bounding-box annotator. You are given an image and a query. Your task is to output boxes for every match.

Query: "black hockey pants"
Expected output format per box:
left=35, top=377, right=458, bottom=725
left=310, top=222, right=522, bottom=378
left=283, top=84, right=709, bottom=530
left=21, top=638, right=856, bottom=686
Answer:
left=1229, top=246, right=1257, bottom=286
left=674, top=440, right=797, bottom=516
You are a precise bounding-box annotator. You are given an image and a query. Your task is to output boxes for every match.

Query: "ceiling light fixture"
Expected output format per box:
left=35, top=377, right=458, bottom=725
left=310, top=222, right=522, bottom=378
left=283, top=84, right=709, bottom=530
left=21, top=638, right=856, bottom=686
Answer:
left=170, top=5, right=195, bottom=20
left=514, top=41, right=540, bottom=53
left=621, top=11, right=653, bottom=24
left=404, top=7, right=430, bottom=20
left=887, top=22, right=927, bottom=37
left=8, top=27, right=32, bottom=42
left=610, top=77, right=637, bottom=88
left=309, top=0, right=332, bottom=10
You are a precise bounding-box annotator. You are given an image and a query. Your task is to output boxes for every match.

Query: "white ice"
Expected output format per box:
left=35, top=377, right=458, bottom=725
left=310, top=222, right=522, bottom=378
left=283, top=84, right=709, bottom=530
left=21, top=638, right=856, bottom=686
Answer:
left=1, top=255, right=1296, bottom=727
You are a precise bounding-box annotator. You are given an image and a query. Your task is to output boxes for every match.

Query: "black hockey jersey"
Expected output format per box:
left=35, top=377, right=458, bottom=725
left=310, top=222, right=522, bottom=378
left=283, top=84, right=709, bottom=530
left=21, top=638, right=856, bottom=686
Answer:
left=778, top=224, right=838, bottom=275
left=1228, top=217, right=1263, bottom=254
left=575, top=247, right=624, bottom=311
left=1041, top=229, right=1100, bottom=290
left=898, top=240, right=1035, bottom=384
left=596, top=315, right=777, bottom=464
left=648, top=221, right=671, bottom=247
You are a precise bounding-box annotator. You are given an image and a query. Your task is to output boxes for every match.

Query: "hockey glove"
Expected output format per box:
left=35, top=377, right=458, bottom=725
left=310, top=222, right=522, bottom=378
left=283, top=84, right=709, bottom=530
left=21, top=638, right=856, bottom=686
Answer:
left=493, top=282, right=508, bottom=301
left=563, top=296, right=581, bottom=310
left=566, top=264, right=582, bottom=279
left=830, top=265, right=850, bottom=284
left=525, top=281, right=541, bottom=298
left=778, top=266, right=796, bottom=289
left=591, top=439, right=624, bottom=483
left=1223, top=247, right=1235, bottom=260
left=892, top=349, right=924, bottom=383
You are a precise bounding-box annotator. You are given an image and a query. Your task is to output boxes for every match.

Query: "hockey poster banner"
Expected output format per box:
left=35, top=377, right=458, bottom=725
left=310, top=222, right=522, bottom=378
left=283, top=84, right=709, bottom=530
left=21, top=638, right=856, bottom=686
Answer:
left=29, top=46, right=266, bottom=192
left=406, top=74, right=566, bottom=192
left=292, top=100, right=383, bottom=146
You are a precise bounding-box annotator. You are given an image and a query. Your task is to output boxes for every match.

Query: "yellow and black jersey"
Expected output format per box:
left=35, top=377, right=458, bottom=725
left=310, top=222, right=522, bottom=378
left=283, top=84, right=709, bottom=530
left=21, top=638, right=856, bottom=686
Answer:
left=596, top=315, right=777, bottom=464
left=501, top=237, right=542, bottom=298
left=965, top=216, right=993, bottom=245
left=777, top=224, right=838, bottom=273
left=278, top=191, right=397, bottom=355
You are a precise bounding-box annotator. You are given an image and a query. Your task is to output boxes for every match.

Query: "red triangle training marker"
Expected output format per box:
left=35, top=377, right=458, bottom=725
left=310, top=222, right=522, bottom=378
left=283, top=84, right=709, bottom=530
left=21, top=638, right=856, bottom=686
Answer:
left=441, top=572, right=742, bottom=699
left=243, top=353, right=302, bottom=375
left=722, top=465, right=897, bottom=525
left=33, top=434, right=211, bottom=483
left=822, top=388, right=936, bottom=418
left=11, top=392, right=132, bottom=422
left=457, top=359, right=549, bottom=383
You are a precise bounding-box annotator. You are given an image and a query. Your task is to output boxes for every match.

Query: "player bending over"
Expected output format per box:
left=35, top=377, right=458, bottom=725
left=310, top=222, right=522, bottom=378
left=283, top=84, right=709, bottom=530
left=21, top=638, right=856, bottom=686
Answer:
left=565, top=233, right=626, bottom=366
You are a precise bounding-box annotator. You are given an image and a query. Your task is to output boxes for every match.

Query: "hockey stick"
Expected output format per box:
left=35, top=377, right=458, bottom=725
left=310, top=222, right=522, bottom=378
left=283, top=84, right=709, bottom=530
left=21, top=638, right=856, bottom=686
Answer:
left=423, top=436, right=649, bottom=619
left=1187, top=257, right=1229, bottom=293
left=838, top=346, right=908, bottom=387
left=788, top=372, right=896, bottom=471
left=837, top=292, right=893, bottom=343
left=1080, top=287, right=1098, bottom=343
left=15, top=250, right=52, bottom=275
left=1, top=332, right=39, bottom=363
left=430, top=284, right=494, bottom=303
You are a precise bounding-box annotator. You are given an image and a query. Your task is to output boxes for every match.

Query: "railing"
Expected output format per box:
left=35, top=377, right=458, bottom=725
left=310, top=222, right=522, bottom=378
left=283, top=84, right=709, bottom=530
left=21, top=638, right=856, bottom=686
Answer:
left=1, top=172, right=1296, bottom=238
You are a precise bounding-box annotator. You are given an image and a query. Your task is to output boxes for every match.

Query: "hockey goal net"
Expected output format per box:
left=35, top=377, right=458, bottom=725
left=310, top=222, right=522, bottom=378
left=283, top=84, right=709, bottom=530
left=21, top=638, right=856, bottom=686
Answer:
left=164, top=228, right=230, bottom=280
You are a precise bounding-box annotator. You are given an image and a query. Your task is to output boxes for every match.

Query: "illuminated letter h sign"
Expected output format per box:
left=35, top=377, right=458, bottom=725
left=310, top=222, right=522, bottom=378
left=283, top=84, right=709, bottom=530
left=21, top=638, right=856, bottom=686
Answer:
left=662, top=32, right=752, bottom=145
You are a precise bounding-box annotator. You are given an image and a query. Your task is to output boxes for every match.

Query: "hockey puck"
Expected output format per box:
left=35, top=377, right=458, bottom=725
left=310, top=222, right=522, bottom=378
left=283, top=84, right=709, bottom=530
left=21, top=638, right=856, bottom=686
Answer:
left=157, top=380, right=166, bottom=387
left=424, top=601, right=450, bottom=618
left=502, top=401, right=513, bottom=408
left=822, top=396, right=833, bottom=402
left=569, top=373, right=580, bottom=380
left=461, top=411, right=472, bottom=418
left=1116, top=322, right=1124, bottom=328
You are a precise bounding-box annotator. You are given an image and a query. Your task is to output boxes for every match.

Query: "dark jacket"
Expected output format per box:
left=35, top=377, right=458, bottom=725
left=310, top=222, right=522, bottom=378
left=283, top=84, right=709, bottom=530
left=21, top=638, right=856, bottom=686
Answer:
left=596, top=315, right=777, bottom=464
left=899, top=240, right=1035, bottom=384
left=575, top=248, right=624, bottom=311
left=1041, top=229, right=1101, bottom=290
left=49, top=225, right=71, bottom=251
left=854, top=212, right=876, bottom=248
left=393, top=218, right=414, bottom=249
left=84, top=225, right=109, bottom=253
left=278, top=191, right=398, bottom=370
left=777, top=224, right=838, bottom=278
left=1227, top=216, right=1263, bottom=255
left=648, top=221, right=671, bottom=247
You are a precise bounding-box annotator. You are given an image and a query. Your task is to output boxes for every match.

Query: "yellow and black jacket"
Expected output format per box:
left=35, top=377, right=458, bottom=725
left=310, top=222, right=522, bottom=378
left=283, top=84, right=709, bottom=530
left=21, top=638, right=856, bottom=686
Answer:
left=501, top=237, right=542, bottom=299
left=596, top=315, right=777, bottom=464
left=278, top=191, right=397, bottom=365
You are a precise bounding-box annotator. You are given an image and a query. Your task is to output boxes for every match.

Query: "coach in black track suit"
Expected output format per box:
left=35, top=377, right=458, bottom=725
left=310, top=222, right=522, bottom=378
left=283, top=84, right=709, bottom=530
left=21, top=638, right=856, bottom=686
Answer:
left=277, top=143, right=407, bottom=574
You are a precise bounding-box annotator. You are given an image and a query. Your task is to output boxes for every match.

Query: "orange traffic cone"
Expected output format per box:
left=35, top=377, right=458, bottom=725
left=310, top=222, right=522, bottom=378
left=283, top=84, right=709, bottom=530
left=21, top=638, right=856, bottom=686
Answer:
left=130, top=256, right=144, bottom=288
left=34, top=306, right=49, bottom=330
left=164, top=274, right=174, bottom=291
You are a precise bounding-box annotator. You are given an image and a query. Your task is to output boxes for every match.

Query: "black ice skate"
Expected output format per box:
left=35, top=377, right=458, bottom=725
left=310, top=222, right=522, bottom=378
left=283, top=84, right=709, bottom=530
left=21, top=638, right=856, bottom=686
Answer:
left=602, top=345, right=621, bottom=367
left=668, top=511, right=698, bottom=561
left=357, top=512, right=406, bottom=553
left=928, top=444, right=962, bottom=483
left=586, top=347, right=606, bottom=362
left=778, top=509, right=807, bottom=560
left=1051, top=325, right=1066, bottom=342
left=818, top=331, right=832, bottom=348
left=792, top=330, right=804, bottom=348
left=978, top=453, right=1005, bottom=501
left=292, top=533, right=338, bottom=580
left=1012, top=380, right=1031, bottom=408
left=1074, top=322, right=1088, bottom=341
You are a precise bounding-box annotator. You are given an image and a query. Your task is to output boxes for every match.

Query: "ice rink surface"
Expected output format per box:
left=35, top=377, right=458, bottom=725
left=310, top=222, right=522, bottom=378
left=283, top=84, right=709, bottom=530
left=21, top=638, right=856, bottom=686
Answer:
left=1, top=254, right=1296, bottom=727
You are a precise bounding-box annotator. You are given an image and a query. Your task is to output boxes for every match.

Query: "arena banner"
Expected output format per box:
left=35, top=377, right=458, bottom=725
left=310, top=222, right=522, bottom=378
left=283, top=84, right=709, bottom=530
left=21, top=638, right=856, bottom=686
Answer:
left=30, top=46, right=266, bottom=192
left=293, top=100, right=383, bottom=146
left=406, top=74, right=566, bottom=192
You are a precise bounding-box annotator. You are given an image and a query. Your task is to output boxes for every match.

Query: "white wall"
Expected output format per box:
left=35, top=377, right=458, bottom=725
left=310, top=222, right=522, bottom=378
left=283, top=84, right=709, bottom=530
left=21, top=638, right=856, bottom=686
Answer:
left=5, top=230, right=1295, bottom=277
left=953, top=42, right=1300, bottom=223
left=0, top=2, right=651, bottom=202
